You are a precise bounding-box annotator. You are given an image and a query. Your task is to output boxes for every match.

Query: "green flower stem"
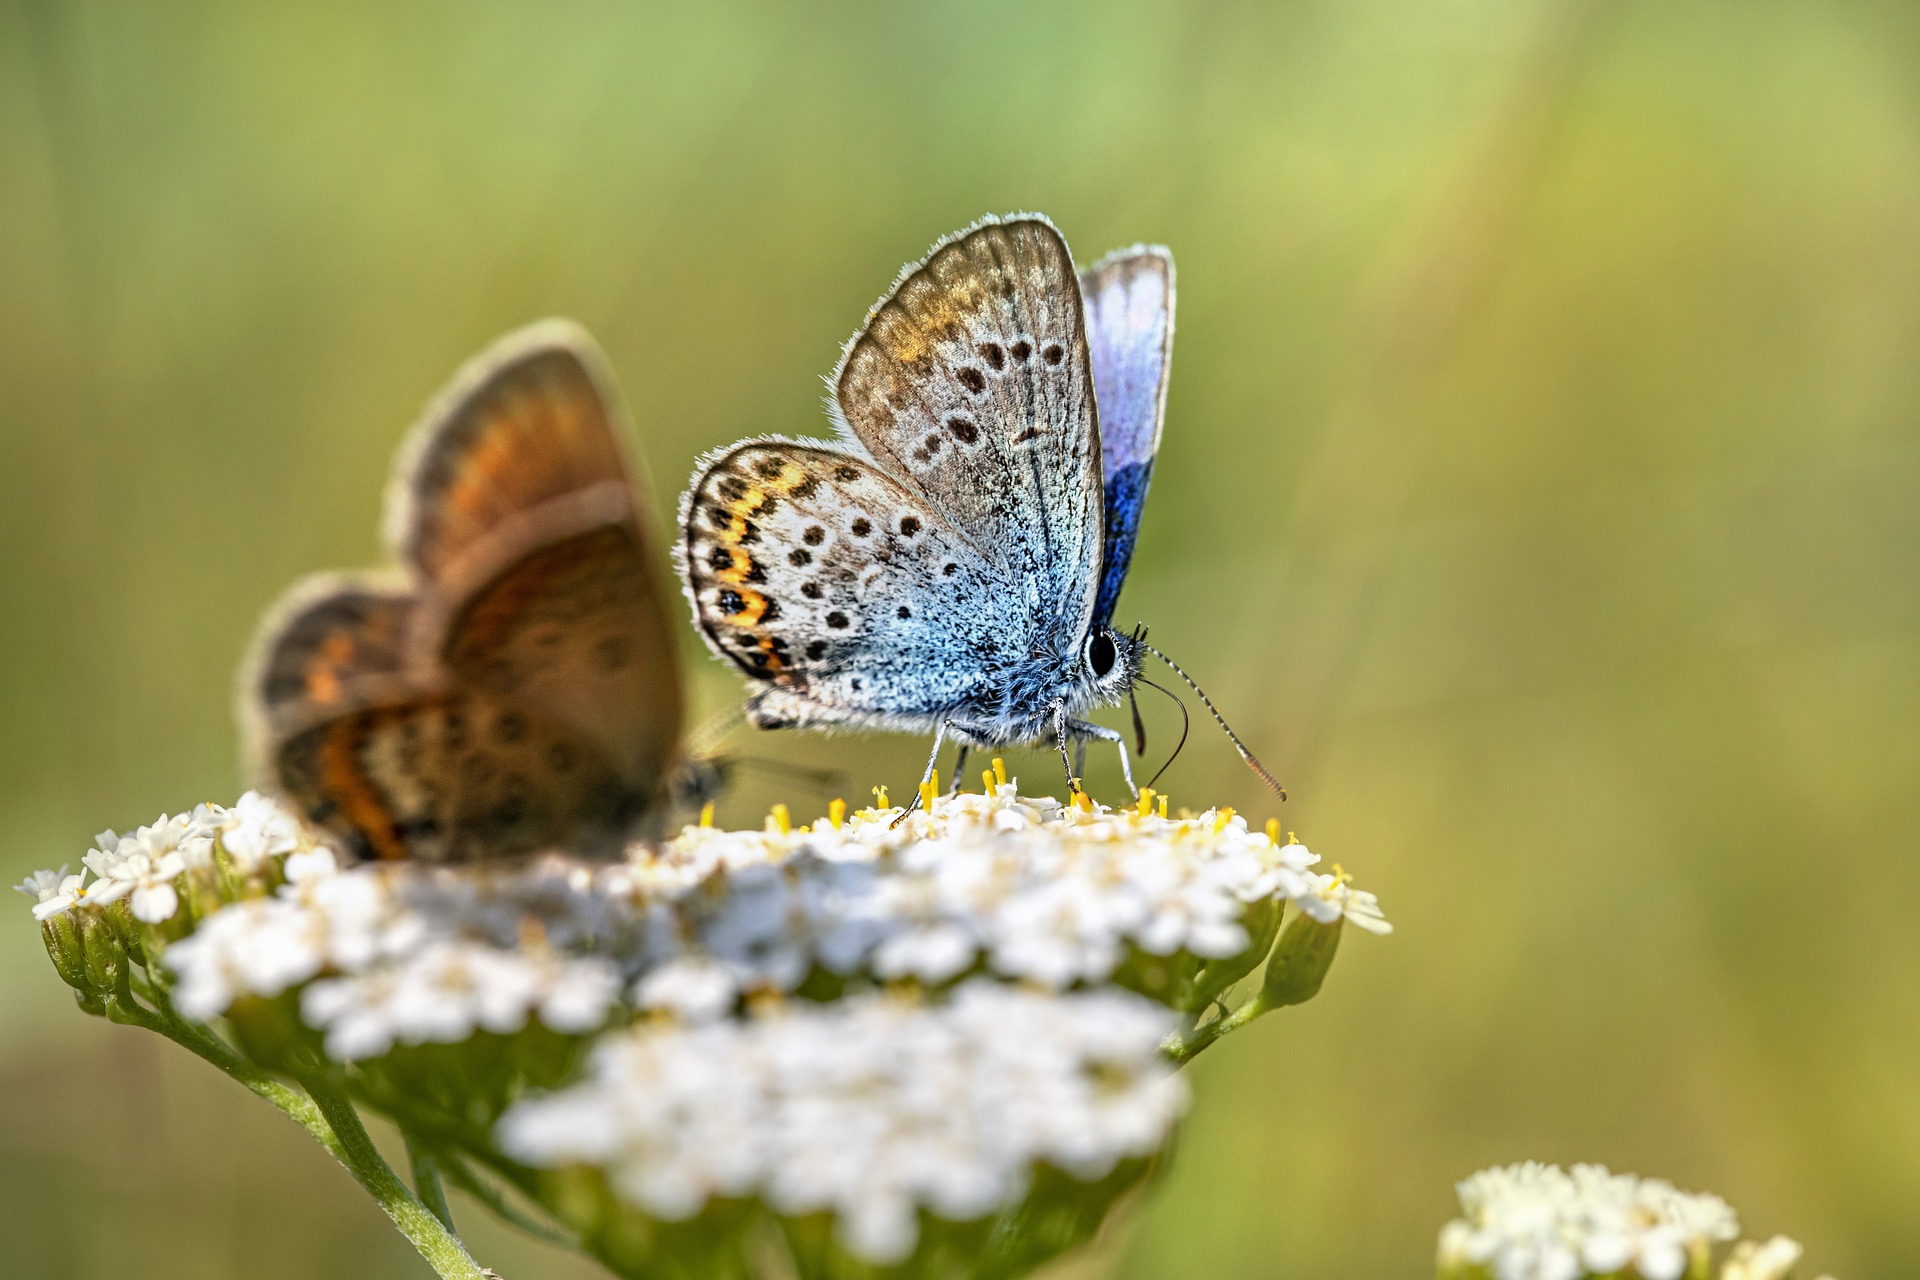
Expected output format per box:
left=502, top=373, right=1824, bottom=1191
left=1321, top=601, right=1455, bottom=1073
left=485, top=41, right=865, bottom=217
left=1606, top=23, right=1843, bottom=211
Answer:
left=1161, top=999, right=1262, bottom=1065
left=406, top=1130, right=459, bottom=1235
left=299, top=1075, right=491, bottom=1279
left=101, top=980, right=487, bottom=1280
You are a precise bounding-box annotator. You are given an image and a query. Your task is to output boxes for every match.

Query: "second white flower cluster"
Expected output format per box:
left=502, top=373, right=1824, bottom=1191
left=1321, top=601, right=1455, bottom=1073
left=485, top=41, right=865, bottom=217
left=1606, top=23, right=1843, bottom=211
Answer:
left=499, top=981, right=1183, bottom=1263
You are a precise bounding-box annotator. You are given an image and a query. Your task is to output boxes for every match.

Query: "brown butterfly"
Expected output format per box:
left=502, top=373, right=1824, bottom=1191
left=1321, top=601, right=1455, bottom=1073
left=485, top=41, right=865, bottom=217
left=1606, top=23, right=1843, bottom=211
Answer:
left=241, top=321, right=693, bottom=862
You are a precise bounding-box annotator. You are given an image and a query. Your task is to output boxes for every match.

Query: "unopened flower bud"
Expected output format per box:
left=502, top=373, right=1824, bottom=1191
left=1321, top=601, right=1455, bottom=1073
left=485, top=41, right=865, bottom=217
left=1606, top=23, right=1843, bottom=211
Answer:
left=40, top=912, right=93, bottom=994
left=101, top=898, right=147, bottom=967
left=77, top=909, right=130, bottom=994
left=1255, top=909, right=1342, bottom=1013
left=1185, top=897, right=1281, bottom=1014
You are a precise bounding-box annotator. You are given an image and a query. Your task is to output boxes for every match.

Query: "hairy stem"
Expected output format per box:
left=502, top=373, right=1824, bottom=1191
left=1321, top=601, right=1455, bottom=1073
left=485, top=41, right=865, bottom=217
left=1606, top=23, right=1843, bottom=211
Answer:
left=299, top=1076, right=488, bottom=1278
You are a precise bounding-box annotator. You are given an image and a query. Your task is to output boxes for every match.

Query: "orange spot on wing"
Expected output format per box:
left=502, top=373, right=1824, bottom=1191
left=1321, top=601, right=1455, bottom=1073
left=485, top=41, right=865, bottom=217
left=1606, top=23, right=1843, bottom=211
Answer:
left=709, top=459, right=813, bottom=661
left=444, top=421, right=529, bottom=529
left=318, top=716, right=409, bottom=861
left=304, top=633, right=356, bottom=704
left=726, top=586, right=769, bottom=626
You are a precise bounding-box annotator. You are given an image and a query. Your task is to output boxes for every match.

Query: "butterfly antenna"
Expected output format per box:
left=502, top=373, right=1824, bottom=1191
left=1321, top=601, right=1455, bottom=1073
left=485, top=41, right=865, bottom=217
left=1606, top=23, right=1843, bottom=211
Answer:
left=1128, top=623, right=1150, bottom=755
left=1137, top=675, right=1189, bottom=791
left=1129, top=687, right=1149, bottom=756
left=1140, top=642, right=1287, bottom=801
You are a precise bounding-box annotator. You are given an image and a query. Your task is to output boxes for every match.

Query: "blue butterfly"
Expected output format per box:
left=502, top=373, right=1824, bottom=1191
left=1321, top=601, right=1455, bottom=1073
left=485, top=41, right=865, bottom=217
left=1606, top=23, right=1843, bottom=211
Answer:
left=678, top=214, right=1281, bottom=804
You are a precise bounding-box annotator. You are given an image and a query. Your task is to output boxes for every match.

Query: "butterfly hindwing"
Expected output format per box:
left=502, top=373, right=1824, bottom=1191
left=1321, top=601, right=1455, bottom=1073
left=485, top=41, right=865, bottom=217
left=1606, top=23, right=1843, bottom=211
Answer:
left=1080, top=246, right=1174, bottom=628
left=249, top=575, right=422, bottom=743
left=833, top=215, right=1103, bottom=646
left=275, top=692, right=644, bottom=863
left=679, top=441, right=1011, bottom=728
left=439, top=522, right=683, bottom=798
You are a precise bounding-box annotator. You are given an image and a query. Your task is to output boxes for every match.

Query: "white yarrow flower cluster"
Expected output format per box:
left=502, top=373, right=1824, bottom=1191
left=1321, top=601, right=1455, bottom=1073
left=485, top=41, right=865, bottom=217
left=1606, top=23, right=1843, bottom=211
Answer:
left=82, top=813, right=201, bottom=923
left=165, top=846, right=623, bottom=1053
left=1439, top=1162, right=1741, bottom=1280
left=603, top=781, right=1389, bottom=1000
left=24, top=776, right=1386, bottom=1280
left=45, top=780, right=1385, bottom=1065
left=301, top=940, right=622, bottom=1060
left=498, top=981, right=1185, bottom=1263
left=16, top=791, right=319, bottom=928
left=15, top=866, right=91, bottom=921
left=198, top=790, right=305, bottom=870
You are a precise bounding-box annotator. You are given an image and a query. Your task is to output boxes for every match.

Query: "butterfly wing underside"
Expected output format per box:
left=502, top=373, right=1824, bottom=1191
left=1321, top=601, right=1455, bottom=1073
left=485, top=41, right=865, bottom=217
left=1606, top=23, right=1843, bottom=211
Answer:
left=680, top=440, right=1012, bottom=728
left=832, top=215, right=1104, bottom=650
left=245, top=322, right=685, bottom=861
left=1080, top=246, right=1174, bottom=629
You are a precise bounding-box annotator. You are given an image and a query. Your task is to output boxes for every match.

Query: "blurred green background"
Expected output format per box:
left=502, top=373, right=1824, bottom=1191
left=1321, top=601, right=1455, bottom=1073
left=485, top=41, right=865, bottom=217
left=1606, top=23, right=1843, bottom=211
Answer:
left=4, top=0, right=1918, bottom=1276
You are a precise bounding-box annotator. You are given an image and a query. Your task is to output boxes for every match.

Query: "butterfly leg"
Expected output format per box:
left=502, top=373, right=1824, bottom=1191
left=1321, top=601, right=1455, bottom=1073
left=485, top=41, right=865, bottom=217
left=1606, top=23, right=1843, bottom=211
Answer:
left=891, top=722, right=950, bottom=828
left=948, top=743, right=970, bottom=796
left=1052, top=701, right=1077, bottom=792
left=1066, top=719, right=1139, bottom=799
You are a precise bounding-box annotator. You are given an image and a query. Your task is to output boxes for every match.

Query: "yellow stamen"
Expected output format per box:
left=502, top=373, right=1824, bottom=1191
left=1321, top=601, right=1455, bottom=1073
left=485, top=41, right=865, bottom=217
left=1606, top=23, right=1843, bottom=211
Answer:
left=1157, top=794, right=1168, bottom=819
left=1213, top=806, right=1236, bottom=833
left=982, top=769, right=996, bottom=794
left=1071, top=782, right=1093, bottom=813
left=1288, top=830, right=1300, bottom=845
left=1136, top=787, right=1156, bottom=818
left=770, top=803, right=791, bottom=835
left=991, top=757, right=1007, bottom=787
left=919, top=769, right=938, bottom=812
left=873, top=785, right=889, bottom=809
left=828, top=798, right=846, bottom=829
left=1265, top=818, right=1281, bottom=846
left=698, top=802, right=715, bottom=829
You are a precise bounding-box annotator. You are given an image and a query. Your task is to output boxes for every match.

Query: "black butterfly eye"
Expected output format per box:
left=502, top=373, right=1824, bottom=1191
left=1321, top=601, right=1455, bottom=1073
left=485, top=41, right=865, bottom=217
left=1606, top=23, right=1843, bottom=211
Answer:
left=1086, top=631, right=1118, bottom=679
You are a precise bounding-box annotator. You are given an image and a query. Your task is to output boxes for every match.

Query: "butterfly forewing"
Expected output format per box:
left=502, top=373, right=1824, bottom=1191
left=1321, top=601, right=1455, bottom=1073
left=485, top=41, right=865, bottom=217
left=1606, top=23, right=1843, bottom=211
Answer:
left=680, top=442, right=1010, bottom=725
left=833, top=216, right=1103, bottom=642
left=1080, top=247, right=1175, bottom=628
left=389, top=321, right=637, bottom=579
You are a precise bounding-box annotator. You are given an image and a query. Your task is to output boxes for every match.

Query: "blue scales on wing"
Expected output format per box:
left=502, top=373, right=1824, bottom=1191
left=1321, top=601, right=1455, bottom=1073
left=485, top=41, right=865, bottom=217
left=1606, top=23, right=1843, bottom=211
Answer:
left=1080, top=246, right=1175, bottom=629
